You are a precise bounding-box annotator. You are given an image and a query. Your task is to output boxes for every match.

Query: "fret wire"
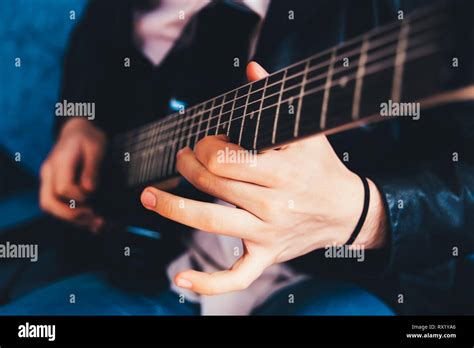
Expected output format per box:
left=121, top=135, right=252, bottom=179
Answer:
left=153, top=113, right=176, bottom=181
left=121, top=10, right=448, bottom=187
left=245, top=43, right=442, bottom=149
left=150, top=115, right=165, bottom=180
left=119, top=12, right=446, bottom=152
left=272, top=69, right=287, bottom=144
left=167, top=111, right=187, bottom=176
left=123, top=105, right=192, bottom=152
left=352, top=34, right=370, bottom=119
left=206, top=99, right=216, bottom=136
left=127, top=35, right=441, bottom=160
left=392, top=19, right=411, bottom=102
left=116, top=3, right=446, bottom=148
left=174, top=110, right=188, bottom=155
left=253, top=76, right=268, bottom=149
left=130, top=40, right=441, bottom=186
left=294, top=60, right=309, bottom=137
left=226, top=90, right=238, bottom=136
left=185, top=107, right=197, bottom=147
left=193, top=103, right=206, bottom=148
left=215, top=96, right=226, bottom=136
left=151, top=120, right=164, bottom=180
left=147, top=122, right=160, bottom=181
left=149, top=42, right=441, bottom=155
left=160, top=114, right=178, bottom=178
left=126, top=111, right=176, bottom=158
left=123, top=23, right=448, bottom=163
left=204, top=99, right=215, bottom=137
left=320, top=47, right=337, bottom=130
left=129, top=39, right=436, bottom=182
left=127, top=30, right=440, bottom=160
left=141, top=144, right=150, bottom=183
left=238, top=88, right=252, bottom=146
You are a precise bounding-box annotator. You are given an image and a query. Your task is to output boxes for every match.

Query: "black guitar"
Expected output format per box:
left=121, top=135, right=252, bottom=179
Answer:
left=93, top=0, right=474, bottom=292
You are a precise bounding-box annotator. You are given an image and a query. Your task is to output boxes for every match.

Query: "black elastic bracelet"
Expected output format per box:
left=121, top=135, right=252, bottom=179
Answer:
left=345, top=174, right=370, bottom=245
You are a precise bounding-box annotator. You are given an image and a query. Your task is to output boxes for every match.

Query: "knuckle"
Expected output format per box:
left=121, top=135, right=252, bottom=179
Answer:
left=195, top=172, right=214, bottom=192
left=39, top=195, right=50, bottom=212
left=195, top=137, right=210, bottom=155
left=56, top=184, right=69, bottom=197
left=201, top=212, right=223, bottom=232
left=205, top=155, right=221, bottom=174
left=259, top=198, right=282, bottom=221
left=157, top=197, right=177, bottom=217
left=39, top=162, right=50, bottom=179
left=256, top=222, right=276, bottom=241
left=273, top=167, right=292, bottom=186
left=176, top=155, right=186, bottom=173
left=260, top=198, right=274, bottom=215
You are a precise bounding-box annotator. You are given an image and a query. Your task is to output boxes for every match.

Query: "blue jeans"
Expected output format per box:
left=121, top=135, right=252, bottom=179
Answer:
left=0, top=273, right=394, bottom=315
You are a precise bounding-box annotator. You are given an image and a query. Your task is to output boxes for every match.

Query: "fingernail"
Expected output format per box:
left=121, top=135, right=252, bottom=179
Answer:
left=177, top=148, right=185, bottom=157
left=254, top=63, right=267, bottom=76
left=82, top=178, right=95, bottom=191
left=141, top=190, right=156, bottom=208
left=176, top=278, right=193, bottom=289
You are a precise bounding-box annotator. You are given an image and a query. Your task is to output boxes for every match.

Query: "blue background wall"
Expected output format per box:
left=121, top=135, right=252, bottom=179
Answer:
left=0, top=0, right=87, bottom=175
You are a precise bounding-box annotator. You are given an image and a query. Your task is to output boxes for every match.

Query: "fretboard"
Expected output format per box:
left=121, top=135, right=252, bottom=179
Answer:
left=110, top=0, right=471, bottom=188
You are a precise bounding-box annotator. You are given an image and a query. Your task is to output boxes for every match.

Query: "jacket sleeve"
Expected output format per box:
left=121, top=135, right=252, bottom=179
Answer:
left=54, top=1, right=113, bottom=137
left=371, top=103, right=474, bottom=273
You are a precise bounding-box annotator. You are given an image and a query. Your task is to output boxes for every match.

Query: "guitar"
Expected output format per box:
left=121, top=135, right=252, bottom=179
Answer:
left=93, top=0, right=474, bottom=291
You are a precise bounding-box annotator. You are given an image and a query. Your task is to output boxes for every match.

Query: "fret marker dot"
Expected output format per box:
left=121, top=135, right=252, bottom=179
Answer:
left=339, top=76, right=348, bottom=87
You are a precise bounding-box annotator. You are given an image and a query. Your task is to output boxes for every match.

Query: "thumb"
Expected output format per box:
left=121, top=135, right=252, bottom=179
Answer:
left=246, top=61, right=268, bottom=82
left=174, top=253, right=268, bottom=295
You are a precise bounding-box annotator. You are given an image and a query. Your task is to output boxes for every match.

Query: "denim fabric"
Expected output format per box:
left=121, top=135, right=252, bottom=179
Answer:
left=0, top=273, right=199, bottom=316
left=0, top=274, right=393, bottom=316
left=253, top=278, right=394, bottom=315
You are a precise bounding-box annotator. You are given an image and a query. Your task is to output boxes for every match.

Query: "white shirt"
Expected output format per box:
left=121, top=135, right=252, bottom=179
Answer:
left=134, top=0, right=307, bottom=315
left=135, top=0, right=270, bottom=65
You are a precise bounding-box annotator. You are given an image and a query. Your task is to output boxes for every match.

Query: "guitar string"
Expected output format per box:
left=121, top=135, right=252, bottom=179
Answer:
left=113, top=2, right=447, bottom=147
left=125, top=39, right=441, bottom=179
left=114, top=1, right=444, bottom=145
left=117, top=13, right=442, bottom=148
left=128, top=41, right=442, bottom=185
left=120, top=28, right=443, bottom=157
left=116, top=14, right=446, bottom=156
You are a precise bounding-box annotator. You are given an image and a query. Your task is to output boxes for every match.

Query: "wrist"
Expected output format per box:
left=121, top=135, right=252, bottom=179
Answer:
left=61, top=118, right=105, bottom=141
left=329, top=174, right=387, bottom=249
left=61, top=117, right=90, bottom=132
left=352, top=179, right=388, bottom=248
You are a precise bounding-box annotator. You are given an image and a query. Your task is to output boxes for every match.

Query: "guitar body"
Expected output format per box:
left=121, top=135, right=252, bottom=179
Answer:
left=91, top=160, right=214, bottom=294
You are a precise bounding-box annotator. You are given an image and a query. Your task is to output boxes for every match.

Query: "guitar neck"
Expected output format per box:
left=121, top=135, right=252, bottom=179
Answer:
left=110, top=0, right=473, bottom=188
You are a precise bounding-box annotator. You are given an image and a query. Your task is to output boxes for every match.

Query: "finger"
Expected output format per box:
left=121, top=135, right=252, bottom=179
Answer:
left=40, top=163, right=95, bottom=222
left=140, top=187, right=265, bottom=241
left=174, top=253, right=268, bottom=295
left=80, top=142, right=104, bottom=192
left=51, top=146, right=87, bottom=201
left=194, top=135, right=284, bottom=187
left=176, top=147, right=271, bottom=216
left=246, top=61, right=269, bottom=82
left=74, top=215, right=105, bottom=233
